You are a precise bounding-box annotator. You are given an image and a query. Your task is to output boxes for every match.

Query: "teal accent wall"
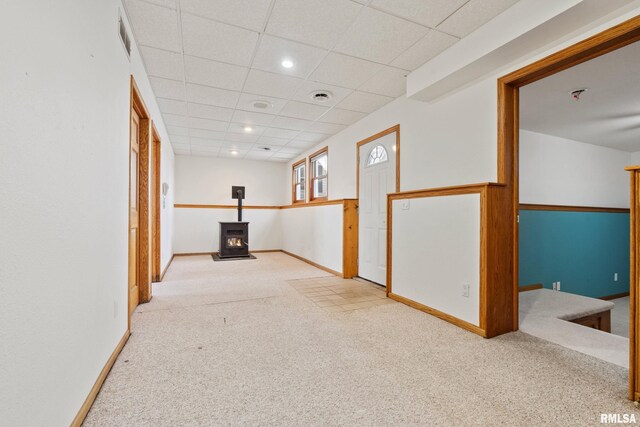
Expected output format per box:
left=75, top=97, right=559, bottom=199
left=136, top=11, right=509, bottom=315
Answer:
left=518, top=209, right=629, bottom=298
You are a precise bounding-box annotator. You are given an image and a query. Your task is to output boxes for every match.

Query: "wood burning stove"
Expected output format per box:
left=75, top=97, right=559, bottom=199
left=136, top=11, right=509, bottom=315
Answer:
left=219, top=221, right=249, bottom=258
left=217, top=186, right=251, bottom=259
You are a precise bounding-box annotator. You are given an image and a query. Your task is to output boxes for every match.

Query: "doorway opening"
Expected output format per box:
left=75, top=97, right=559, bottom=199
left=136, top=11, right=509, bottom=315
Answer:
left=356, top=125, right=400, bottom=287
left=498, top=16, right=640, bottom=400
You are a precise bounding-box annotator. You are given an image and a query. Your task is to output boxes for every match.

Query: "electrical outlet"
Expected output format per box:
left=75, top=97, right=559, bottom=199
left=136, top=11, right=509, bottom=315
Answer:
left=462, top=283, right=470, bottom=298
left=401, top=200, right=410, bottom=210
left=557, top=281, right=561, bottom=291
left=614, top=273, right=619, bottom=282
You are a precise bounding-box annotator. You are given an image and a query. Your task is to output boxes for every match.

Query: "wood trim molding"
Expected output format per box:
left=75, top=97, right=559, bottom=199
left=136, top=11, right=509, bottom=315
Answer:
left=281, top=250, right=342, bottom=277
left=496, top=16, right=640, bottom=400
left=342, top=200, right=358, bottom=279
left=174, top=203, right=281, bottom=210
left=309, top=146, right=329, bottom=202
left=518, top=283, right=543, bottom=292
left=160, top=254, right=174, bottom=281
left=519, top=203, right=629, bottom=213
left=600, top=291, right=630, bottom=301
left=388, top=292, right=486, bottom=337
left=387, top=183, right=513, bottom=338
left=71, top=330, right=130, bottom=427
left=151, top=124, right=161, bottom=282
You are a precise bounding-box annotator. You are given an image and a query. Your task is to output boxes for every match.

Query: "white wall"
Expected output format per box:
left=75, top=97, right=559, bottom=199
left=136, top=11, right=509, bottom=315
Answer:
left=519, top=130, right=631, bottom=208
left=0, top=1, right=174, bottom=425
left=281, top=205, right=344, bottom=274
left=284, top=5, right=640, bottom=326
left=173, top=155, right=287, bottom=254
left=175, top=155, right=288, bottom=205
left=391, top=195, right=481, bottom=326
left=174, top=208, right=281, bottom=253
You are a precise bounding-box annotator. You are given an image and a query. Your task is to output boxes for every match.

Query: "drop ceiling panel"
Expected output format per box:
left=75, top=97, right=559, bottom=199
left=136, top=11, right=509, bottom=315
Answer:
left=337, top=91, right=394, bottom=113
left=167, top=125, right=189, bottom=136
left=139, top=46, right=184, bottom=80
left=310, top=53, right=383, bottom=89
left=279, top=101, right=330, bottom=121
left=252, top=35, right=328, bottom=78
left=185, top=83, right=240, bottom=109
left=258, top=136, right=290, bottom=146
left=188, top=117, right=229, bottom=132
left=129, top=0, right=522, bottom=161
left=243, top=69, right=305, bottom=99
left=224, top=132, right=260, bottom=143
left=266, top=0, right=363, bottom=49
left=319, top=108, right=367, bottom=125
left=263, top=127, right=300, bottom=140
left=181, top=13, right=259, bottom=66
left=184, top=56, right=248, bottom=91
left=125, top=0, right=181, bottom=52
left=158, top=98, right=188, bottom=116
left=163, top=113, right=190, bottom=127
left=437, top=0, right=519, bottom=38
left=370, top=0, right=468, bottom=28
left=189, top=129, right=226, bottom=139
left=236, top=93, right=287, bottom=115
left=271, top=116, right=313, bottom=131
left=334, top=7, right=428, bottom=64
left=149, top=77, right=185, bottom=100
left=188, top=103, right=234, bottom=122
left=231, top=110, right=276, bottom=126
left=391, top=30, right=459, bottom=71
left=359, top=66, right=407, bottom=97
left=180, top=0, right=272, bottom=31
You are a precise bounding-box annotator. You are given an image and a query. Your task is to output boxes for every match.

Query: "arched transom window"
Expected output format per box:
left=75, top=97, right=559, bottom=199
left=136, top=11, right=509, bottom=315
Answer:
left=367, top=145, right=388, bottom=166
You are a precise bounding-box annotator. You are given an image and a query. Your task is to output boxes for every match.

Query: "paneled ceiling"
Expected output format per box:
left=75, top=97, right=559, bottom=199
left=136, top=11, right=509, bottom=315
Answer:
left=521, top=40, right=640, bottom=152
left=125, top=0, right=520, bottom=161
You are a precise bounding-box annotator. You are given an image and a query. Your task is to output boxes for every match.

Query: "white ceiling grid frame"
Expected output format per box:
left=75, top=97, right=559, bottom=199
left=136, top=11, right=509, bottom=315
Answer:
left=124, top=0, right=522, bottom=161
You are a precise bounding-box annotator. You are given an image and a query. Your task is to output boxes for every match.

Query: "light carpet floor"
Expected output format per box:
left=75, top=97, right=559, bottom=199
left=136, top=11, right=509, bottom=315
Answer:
left=611, top=296, right=630, bottom=338
left=84, top=253, right=639, bottom=426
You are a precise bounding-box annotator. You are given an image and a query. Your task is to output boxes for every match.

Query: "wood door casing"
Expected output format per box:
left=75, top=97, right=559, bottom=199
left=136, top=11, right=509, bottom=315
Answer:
left=129, top=110, right=140, bottom=316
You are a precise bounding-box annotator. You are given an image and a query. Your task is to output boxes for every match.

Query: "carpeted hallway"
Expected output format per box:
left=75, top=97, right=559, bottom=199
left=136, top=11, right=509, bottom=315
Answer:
left=84, top=253, right=638, bottom=426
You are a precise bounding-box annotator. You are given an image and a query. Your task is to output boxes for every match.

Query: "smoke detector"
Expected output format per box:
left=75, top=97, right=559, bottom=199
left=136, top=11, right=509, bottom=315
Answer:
left=570, top=88, right=588, bottom=101
left=251, top=100, right=272, bottom=110
left=309, top=90, right=333, bottom=103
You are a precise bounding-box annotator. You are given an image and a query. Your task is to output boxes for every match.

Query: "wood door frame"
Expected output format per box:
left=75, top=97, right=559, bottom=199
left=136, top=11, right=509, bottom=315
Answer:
left=355, top=124, right=400, bottom=286
left=151, top=124, right=161, bottom=282
left=497, top=15, right=640, bottom=400
left=129, top=76, right=152, bottom=327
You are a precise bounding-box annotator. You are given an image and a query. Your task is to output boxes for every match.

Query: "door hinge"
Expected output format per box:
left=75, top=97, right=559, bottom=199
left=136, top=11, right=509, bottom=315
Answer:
left=517, top=214, right=520, bottom=223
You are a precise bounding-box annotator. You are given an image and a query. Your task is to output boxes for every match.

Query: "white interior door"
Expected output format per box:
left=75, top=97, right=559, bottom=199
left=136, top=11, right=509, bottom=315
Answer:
left=358, top=133, right=396, bottom=285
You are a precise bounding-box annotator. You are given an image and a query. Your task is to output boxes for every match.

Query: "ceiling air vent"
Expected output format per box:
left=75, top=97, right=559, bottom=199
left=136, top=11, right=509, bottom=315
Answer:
left=251, top=100, right=272, bottom=110
left=118, top=13, right=132, bottom=59
left=309, top=90, right=333, bottom=103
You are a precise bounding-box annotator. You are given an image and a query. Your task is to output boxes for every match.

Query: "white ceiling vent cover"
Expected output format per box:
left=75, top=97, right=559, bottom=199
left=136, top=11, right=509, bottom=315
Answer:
left=309, top=91, right=333, bottom=103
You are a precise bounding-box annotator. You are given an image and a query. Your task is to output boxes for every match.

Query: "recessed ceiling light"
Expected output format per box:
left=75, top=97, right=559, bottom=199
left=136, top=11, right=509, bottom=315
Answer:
left=230, top=150, right=238, bottom=155
left=244, top=126, right=253, bottom=132
left=281, top=59, right=294, bottom=69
